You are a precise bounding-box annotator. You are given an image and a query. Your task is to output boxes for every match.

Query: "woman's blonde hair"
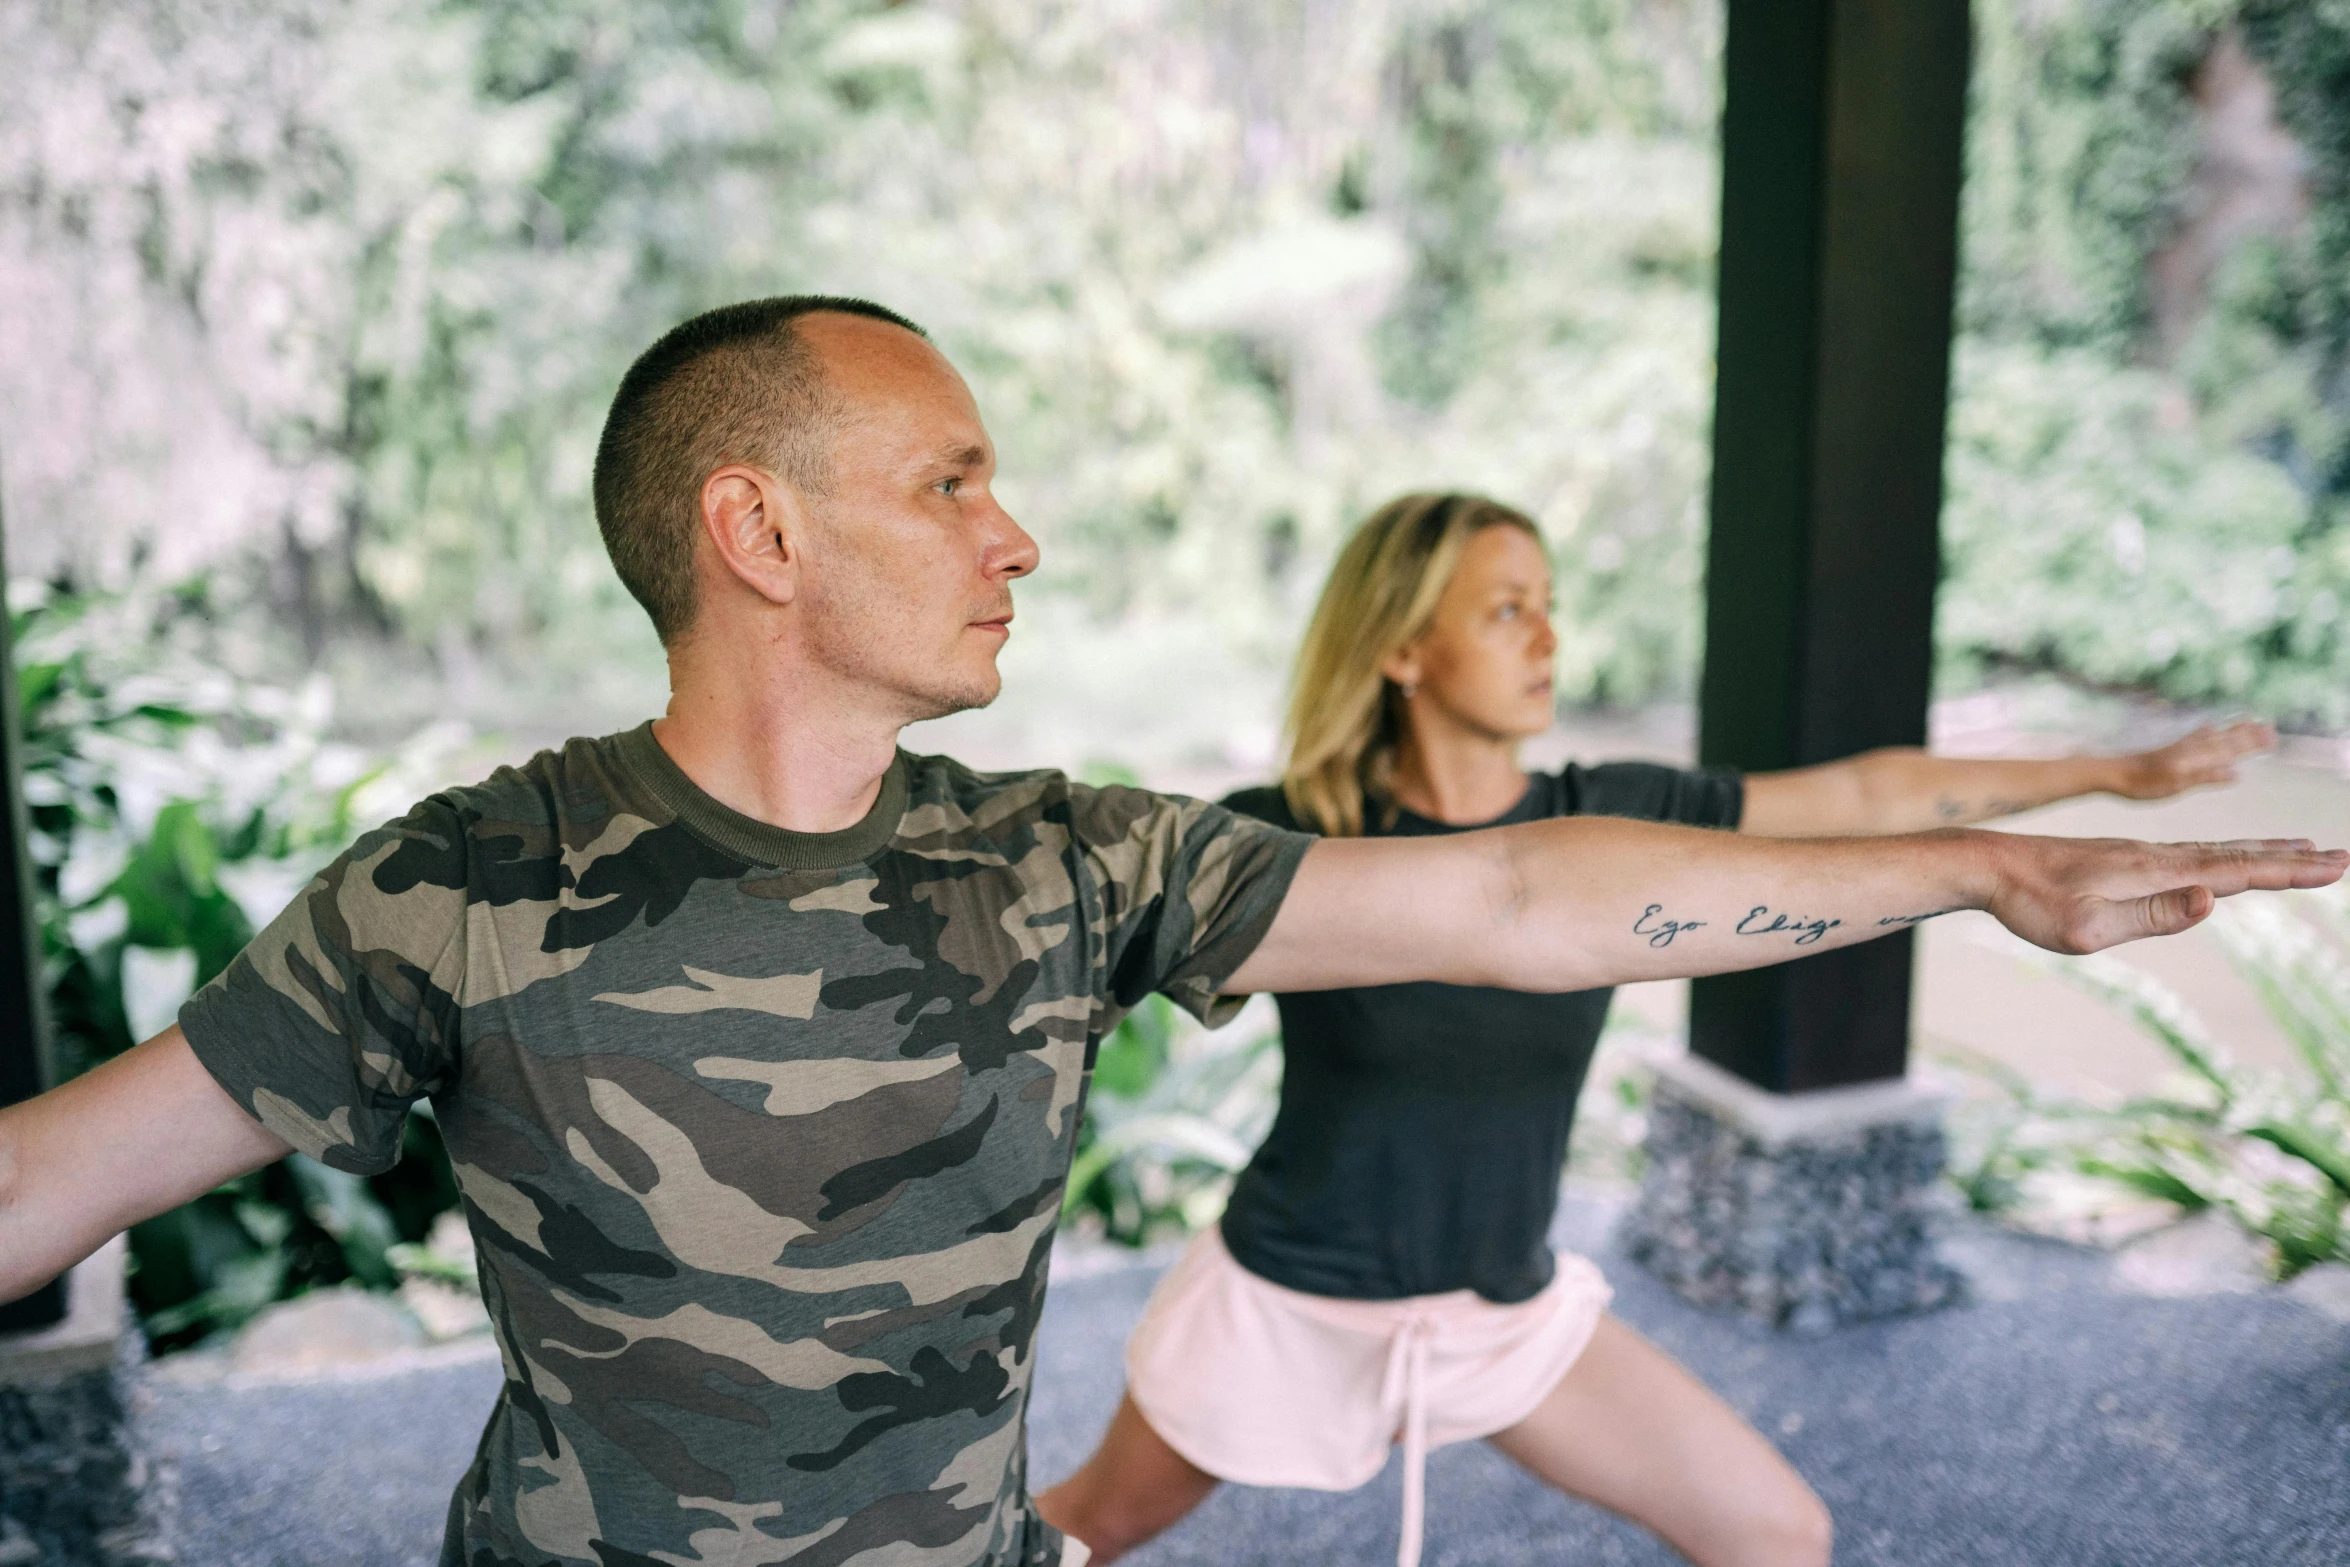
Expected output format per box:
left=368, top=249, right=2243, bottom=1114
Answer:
left=1280, top=492, right=1544, bottom=836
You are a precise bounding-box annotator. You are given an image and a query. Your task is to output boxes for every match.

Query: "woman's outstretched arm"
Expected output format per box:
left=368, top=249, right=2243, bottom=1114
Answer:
left=1738, top=721, right=2274, bottom=837
left=1222, top=818, right=2343, bottom=997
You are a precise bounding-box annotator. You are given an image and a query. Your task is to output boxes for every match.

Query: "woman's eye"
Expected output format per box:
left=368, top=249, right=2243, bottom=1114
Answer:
left=1496, top=603, right=1519, bottom=620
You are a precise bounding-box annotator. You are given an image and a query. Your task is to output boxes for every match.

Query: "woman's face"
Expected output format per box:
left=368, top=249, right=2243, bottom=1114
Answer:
left=1385, top=524, right=1558, bottom=743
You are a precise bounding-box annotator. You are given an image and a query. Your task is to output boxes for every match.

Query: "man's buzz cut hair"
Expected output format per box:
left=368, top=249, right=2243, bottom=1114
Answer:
left=592, top=294, right=929, bottom=645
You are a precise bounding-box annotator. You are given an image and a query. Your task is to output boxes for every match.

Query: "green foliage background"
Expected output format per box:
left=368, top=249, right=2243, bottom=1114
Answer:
left=11, top=587, right=464, bottom=1345
left=1947, top=884, right=2350, bottom=1279
left=5, top=0, right=2338, bottom=743
left=1944, top=0, right=2350, bottom=720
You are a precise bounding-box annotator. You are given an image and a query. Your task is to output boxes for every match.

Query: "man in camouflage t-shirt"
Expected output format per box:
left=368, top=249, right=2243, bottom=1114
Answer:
left=183, top=724, right=1301, bottom=1566
left=1, top=295, right=2338, bottom=1567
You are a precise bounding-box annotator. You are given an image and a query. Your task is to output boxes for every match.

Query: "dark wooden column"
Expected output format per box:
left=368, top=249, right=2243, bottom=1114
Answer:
left=0, top=475, right=67, bottom=1332
left=1691, top=0, right=1972, bottom=1094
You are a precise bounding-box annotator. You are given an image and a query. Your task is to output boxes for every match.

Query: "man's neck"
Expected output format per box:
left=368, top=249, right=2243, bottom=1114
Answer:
left=1388, top=723, right=1528, bottom=826
left=654, top=640, right=904, bottom=835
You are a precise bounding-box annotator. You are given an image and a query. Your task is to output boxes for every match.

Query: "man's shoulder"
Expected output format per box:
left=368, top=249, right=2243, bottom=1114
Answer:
left=402, top=732, right=630, bottom=828
left=894, top=752, right=1267, bottom=858
left=895, top=750, right=1070, bottom=837
left=355, top=730, right=663, bottom=886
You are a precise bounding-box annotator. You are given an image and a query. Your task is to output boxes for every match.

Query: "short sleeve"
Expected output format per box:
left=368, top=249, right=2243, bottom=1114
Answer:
left=179, top=796, right=469, bottom=1174
left=1217, top=784, right=1307, bottom=833
left=1561, top=761, right=1744, bottom=829
left=1071, top=784, right=1313, bottom=1027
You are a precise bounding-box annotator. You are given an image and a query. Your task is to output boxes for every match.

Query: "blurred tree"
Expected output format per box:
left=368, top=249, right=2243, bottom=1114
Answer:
left=0, top=0, right=2343, bottom=755
left=1946, top=0, right=2349, bottom=723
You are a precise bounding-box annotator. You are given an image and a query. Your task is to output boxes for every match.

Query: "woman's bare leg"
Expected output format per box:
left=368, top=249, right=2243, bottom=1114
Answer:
left=1487, top=1314, right=1831, bottom=1567
left=1037, top=1395, right=1222, bottom=1564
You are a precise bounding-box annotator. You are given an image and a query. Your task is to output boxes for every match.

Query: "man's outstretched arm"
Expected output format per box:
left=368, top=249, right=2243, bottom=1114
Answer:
left=0, top=1027, right=290, bottom=1306
left=1223, top=820, right=2347, bottom=996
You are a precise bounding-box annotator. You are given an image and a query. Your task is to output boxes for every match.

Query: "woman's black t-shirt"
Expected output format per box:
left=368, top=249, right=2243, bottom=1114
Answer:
left=1217, top=762, right=1744, bottom=1304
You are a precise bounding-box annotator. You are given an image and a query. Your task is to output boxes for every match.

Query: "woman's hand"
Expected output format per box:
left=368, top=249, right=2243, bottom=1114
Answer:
left=2109, top=721, right=2276, bottom=802
left=1742, top=722, right=2279, bottom=838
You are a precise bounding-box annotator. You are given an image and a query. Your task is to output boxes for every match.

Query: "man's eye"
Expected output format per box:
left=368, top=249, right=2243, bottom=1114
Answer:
left=1496, top=603, right=1519, bottom=620
left=936, top=477, right=960, bottom=497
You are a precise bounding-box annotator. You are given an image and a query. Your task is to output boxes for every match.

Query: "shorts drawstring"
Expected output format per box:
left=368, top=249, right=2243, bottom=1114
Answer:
left=1123, top=1231, right=1615, bottom=1567
left=1379, top=1316, right=1436, bottom=1567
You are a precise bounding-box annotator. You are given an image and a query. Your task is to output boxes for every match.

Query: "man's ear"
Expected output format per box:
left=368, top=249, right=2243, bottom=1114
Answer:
left=699, top=464, right=807, bottom=609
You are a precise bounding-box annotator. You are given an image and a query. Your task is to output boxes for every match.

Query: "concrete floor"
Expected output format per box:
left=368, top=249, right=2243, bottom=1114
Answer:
left=138, top=1197, right=2350, bottom=1567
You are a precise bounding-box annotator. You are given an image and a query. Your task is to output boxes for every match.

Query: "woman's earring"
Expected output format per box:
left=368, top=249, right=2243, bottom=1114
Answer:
left=1400, top=682, right=1417, bottom=699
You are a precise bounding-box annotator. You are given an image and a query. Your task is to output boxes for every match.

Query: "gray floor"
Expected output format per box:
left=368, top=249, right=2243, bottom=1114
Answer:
left=138, top=1200, right=2350, bottom=1566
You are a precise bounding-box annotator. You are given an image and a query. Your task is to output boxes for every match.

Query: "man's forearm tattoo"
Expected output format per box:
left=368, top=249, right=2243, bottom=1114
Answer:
left=1636, top=903, right=1931, bottom=948
left=1735, top=905, right=1842, bottom=945
left=1632, top=904, right=1706, bottom=947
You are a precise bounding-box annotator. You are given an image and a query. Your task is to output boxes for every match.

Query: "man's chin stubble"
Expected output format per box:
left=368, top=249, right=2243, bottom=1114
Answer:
left=900, top=669, right=1001, bottom=724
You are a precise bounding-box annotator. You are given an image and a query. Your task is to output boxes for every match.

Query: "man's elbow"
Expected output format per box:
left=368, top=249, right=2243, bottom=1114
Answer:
left=0, top=1108, right=25, bottom=1223
left=0, top=1114, right=44, bottom=1304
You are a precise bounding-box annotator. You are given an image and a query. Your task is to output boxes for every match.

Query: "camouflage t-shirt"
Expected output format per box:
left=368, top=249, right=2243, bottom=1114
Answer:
left=180, top=724, right=1309, bottom=1567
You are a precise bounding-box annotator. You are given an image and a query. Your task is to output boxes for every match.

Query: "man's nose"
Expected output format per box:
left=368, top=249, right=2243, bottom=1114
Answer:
left=986, top=499, right=1041, bottom=580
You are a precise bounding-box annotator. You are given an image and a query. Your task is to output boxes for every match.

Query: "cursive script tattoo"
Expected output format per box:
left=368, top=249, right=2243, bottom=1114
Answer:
left=1877, top=908, right=1959, bottom=927
left=1735, top=905, right=1843, bottom=946
left=1632, top=904, right=1707, bottom=948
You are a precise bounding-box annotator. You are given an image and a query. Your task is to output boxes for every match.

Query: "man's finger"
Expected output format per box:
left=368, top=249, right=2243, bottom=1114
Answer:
left=2086, top=841, right=2349, bottom=901
left=2157, top=844, right=2348, bottom=896
left=2079, top=885, right=2214, bottom=950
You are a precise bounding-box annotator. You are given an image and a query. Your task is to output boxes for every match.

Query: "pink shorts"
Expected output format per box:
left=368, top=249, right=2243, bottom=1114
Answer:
left=1123, top=1228, right=1612, bottom=1567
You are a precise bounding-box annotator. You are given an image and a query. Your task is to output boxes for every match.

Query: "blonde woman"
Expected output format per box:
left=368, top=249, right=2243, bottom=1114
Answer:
left=1038, top=493, right=2272, bottom=1567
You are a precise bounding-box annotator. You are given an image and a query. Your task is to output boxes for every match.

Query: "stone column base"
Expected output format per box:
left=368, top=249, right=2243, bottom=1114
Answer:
left=0, top=1239, right=163, bottom=1565
left=1625, top=1053, right=1962, bottom=1334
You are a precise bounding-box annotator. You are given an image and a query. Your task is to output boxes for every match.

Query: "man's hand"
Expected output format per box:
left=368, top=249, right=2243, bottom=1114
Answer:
left=0, top=1028, right=289, bottom=1306
left=1222, top=818, right=2346, bottom=997
left=2111, top=721, right=2276, bottom=802
left=1980, top=833, right=2331, bottom=953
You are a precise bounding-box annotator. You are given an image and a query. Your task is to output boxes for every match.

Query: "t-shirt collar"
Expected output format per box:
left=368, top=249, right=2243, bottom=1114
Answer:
left=614, top=721, right=910, bottom=869
left=1387, top=773, right=1546, bottom=834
